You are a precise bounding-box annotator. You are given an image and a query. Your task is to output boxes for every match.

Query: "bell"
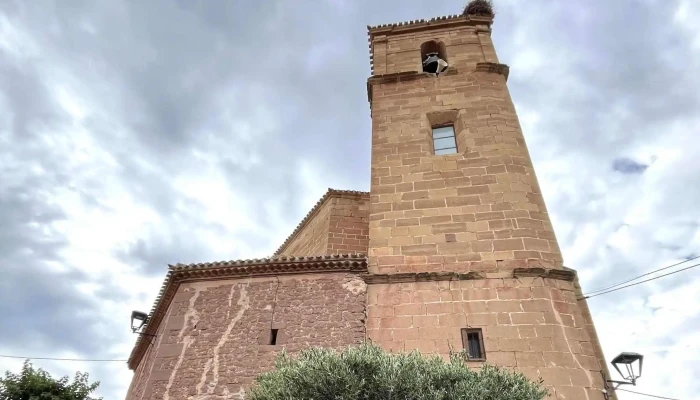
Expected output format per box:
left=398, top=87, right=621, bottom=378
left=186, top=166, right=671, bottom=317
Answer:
left=423, top=52, right=449, bottom=75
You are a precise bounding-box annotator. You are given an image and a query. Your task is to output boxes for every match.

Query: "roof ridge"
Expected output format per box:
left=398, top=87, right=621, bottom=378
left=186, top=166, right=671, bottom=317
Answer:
left=272, top=188, right=369, bottom=256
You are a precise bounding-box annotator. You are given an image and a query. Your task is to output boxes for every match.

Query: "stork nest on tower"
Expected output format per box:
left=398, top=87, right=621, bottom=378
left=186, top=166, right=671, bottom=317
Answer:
left=463, top=0, right=495, bottom=17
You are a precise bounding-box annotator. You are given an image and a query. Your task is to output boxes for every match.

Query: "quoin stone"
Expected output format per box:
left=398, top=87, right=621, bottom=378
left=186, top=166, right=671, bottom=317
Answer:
left=125, top=4, right=614, bottom=399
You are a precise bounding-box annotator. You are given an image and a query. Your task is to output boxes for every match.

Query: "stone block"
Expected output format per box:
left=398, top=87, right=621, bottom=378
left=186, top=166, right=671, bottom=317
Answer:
left=413, top=315, right=439, bottom=328
left=487, top=300, right=522, bottom=313
left=498, top=338, right=530, bottom=352
left=380, top=317, right=413, bottom=329
left=394, top=303, right=426, bottom=316
left=516, top=352, right=545, bottom=367
left=426, top=302, right=454, bottom=315
left=156, top=343, right=183, bottom=358
left=485, top=351, right=516, bottom=366
left=539, top=368, right=572, bottom=386
left=510, top=312, right=545, bottom=325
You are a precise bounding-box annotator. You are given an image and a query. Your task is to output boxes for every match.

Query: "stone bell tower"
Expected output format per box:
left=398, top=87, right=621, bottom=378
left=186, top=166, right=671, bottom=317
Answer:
left=364, top=5, right=614, bottom=399
left=124, top=4, right=616, bottom=400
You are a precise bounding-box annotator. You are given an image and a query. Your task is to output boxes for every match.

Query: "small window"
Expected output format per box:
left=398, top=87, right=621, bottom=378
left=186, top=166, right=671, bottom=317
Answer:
left=432, top=126, right=457, bottom=155
left=270, top=329, right=279, bottom=345
left=461, top=328, right=486, bottom=361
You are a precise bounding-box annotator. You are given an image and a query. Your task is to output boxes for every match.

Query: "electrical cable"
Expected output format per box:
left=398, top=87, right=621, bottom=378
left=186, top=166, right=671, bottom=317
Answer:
left=0, top=354, right=127, bottom=362
left=584, top=255, right=700, bottom=295
left=616, top=388, right=680, bottom=400
left=579, top=262, right=700, bottom=300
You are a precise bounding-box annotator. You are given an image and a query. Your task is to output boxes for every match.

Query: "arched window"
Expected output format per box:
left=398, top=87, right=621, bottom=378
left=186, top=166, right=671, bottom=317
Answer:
left=420, top=40, right=449, bottom=74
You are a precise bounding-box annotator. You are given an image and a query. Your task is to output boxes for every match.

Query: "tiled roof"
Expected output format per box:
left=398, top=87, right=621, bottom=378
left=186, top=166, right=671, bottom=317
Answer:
left=128, top=253, right=368, bottom=370
left=272, top=188, right=369, bottom=256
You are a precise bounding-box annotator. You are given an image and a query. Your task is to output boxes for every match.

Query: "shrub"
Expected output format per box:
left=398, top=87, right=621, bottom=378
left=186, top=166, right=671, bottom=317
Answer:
left=0, top=360, right=101, bottom=400
left=248, top=343, right=548, bottom=400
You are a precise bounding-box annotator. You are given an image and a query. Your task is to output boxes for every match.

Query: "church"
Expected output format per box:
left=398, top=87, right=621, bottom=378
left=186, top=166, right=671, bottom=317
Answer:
left=125, top=3, right=613, bottom=399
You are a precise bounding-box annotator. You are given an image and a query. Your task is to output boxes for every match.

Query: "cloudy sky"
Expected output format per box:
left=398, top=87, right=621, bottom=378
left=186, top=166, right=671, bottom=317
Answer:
left=1, top=0, right=698, bottom=398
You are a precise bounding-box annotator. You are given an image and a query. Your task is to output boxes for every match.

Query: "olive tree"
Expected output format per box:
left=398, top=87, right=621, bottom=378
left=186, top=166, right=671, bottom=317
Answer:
left=248, top=343, right=548, bottom=400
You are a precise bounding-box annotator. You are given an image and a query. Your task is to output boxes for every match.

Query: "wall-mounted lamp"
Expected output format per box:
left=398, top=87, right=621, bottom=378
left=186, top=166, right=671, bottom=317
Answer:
left=602, top=352, right=644, bottom=399
left=610, top=352, right=643, bottom=385
left=131, top=310, right=156, bottom=338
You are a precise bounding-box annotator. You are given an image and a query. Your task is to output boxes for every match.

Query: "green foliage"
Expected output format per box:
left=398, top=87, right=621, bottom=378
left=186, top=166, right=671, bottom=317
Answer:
left=248, top=343, right=548, bottom=400
left=0, top=360, right=101, bottom=400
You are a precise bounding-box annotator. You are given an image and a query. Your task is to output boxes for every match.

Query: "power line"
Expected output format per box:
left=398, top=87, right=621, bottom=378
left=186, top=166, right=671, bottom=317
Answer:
left=585, top=254, right=700, bottom=295
left=616, top=388, right=680, bottom=400
left=0, top=354, right=126, bottom=362
left=579, top=262, right=700, bottom=300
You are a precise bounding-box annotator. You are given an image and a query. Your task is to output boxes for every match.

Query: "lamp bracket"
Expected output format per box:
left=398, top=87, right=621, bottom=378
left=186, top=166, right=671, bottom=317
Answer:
left=606, top=379, right=634, bottom=388
left=601, top=371, right=636, bottom=399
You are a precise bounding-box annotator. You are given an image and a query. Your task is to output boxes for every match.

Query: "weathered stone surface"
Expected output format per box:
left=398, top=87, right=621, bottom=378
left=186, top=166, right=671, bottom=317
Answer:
left=126, top=273, right=366, bottom=399
left=276, top=191, right=370, bottom=256
left=367, top=278, right=607, bottom=399
left=126, top=7, right=613, bottom=400
left=367, top=15, right=564, bottom=275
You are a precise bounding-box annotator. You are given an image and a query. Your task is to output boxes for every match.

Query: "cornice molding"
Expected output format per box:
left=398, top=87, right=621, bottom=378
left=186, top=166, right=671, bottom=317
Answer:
left=362, top=268, right=576, bottom=285
left=475, top=62, right=510, bottom=81
left=362, top=271, right=484, bottom=284
left=366, top=69, right=460, bottom=107
left=512, top=267, right=576, bottom=281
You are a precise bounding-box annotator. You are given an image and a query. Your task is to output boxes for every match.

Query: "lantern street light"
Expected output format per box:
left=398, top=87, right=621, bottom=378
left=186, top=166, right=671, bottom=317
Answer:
left=611, top=352, right=643, bottom=385
left=130, top=310, right=156, bottom=339
left=131, top=310, right=149, bottom=333
left=601, top=352, right=644, bottom=399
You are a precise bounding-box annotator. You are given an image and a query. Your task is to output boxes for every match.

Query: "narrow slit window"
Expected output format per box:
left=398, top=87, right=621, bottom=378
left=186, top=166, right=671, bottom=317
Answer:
left=432, top=125, right=457, bottom=155
left=461, top=328, right=485, bottom=361
left=270, top=329, right=278, bottom=345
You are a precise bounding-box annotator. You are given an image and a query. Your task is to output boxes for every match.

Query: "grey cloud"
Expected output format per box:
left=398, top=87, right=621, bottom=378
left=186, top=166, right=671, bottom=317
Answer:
left=612, top=158, right=648, bottom=174
left=2, top=0, right=699, bottom=398
left=0, top=161, right=125, bottom=362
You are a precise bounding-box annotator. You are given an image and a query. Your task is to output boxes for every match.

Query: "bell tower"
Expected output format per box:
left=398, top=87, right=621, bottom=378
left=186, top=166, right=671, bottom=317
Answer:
left=366, top=9, right=561, bottom=275
left=365, top=4, right=614, bottom=399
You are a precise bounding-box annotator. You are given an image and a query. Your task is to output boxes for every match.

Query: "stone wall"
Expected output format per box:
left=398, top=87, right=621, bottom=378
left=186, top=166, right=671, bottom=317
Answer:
left=125, top=273, right=367, bottom=400
left=278, top=199, right=332, bottom=256
left=366, top=276, right=606, bottom=399
left=372, top=25, right=494, bottom=75
left=327, top=194, right=370, bottom=254
left=368, top=23, right=563, bottom=274
left=278, top=192, right=370, bottom=256
left=125, top=308, right=170, bottom=400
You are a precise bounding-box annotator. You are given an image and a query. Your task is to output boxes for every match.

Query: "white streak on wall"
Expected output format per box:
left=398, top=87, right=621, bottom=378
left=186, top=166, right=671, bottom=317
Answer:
left=207, top=284, right=249, bottom=394
left=164, top=287, right=203, bottom=400
left=189, top=282, right=250, bottom=399
left=548, top=288, right=592, bottom=400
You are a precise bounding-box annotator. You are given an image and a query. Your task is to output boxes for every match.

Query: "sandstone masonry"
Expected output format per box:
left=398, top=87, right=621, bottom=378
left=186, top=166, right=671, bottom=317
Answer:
left=125, top=6, right=613, bottom=400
